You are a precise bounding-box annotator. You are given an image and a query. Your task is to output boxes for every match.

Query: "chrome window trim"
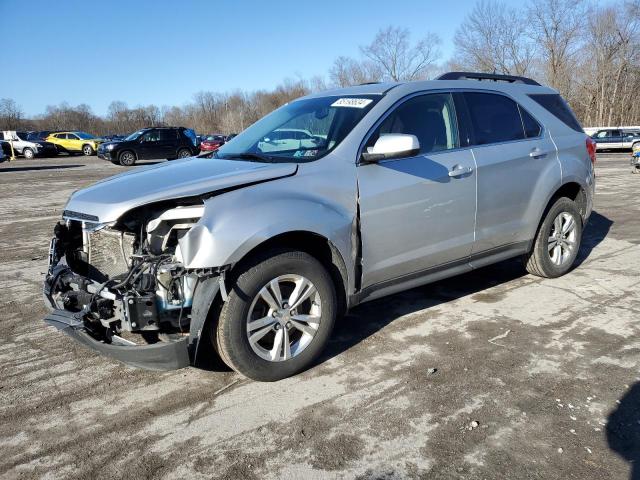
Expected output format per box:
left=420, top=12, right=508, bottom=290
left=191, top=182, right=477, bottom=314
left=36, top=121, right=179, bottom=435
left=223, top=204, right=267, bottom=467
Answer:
left=357, top=88, right=546, bottom=165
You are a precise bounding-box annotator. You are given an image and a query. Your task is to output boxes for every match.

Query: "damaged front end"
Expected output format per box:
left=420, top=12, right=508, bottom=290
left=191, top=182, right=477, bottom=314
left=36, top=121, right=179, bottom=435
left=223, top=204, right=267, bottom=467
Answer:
left=43, top=203, right=222, bottom=370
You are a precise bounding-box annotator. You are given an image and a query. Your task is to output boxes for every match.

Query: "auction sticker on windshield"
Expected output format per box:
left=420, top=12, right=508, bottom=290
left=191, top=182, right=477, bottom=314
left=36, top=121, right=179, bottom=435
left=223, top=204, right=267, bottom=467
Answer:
left=331, top=98, right=373, bottom=108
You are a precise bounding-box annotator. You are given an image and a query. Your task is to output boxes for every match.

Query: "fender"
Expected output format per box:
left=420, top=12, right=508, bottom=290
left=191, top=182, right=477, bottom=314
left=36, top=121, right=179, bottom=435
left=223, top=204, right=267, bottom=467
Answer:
left=178, top=183, right=356, bottom=280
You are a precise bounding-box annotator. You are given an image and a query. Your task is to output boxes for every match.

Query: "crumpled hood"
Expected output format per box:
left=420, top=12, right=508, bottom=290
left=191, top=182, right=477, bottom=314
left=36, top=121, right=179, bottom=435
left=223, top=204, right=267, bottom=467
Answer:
left=64, top=157, right=297, bottom=223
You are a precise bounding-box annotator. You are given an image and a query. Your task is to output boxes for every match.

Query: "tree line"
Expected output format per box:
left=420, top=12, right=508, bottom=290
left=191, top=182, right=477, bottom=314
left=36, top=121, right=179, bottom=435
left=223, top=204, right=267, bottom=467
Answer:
left=2, top=0, right=639, bottom=135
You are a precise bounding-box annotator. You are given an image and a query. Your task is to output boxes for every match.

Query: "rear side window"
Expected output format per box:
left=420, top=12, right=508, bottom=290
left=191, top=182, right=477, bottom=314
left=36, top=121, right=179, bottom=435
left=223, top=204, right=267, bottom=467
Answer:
left=519, top=107, right=542, bottom=138
left=464, top=92, right=525, bottom=145
left=160, top=129, right=176, bottom=141
left=528, top=94, right=583, bottom=132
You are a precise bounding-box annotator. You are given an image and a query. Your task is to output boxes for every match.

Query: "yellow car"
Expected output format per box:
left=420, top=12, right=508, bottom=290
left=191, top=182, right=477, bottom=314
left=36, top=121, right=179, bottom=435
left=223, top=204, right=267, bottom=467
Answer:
left=46, top=131, right=103, bottom=156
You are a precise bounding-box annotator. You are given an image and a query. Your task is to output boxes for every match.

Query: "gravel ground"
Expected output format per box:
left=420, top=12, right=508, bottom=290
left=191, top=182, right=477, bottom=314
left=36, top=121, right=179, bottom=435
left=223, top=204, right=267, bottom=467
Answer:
left=0, top=153, right=638, bottom=480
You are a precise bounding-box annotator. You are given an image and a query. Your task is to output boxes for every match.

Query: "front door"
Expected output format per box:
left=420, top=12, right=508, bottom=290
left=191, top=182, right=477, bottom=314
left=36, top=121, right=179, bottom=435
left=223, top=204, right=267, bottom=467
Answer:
left=138, top=129, right=162, bottom=159
left=357, top=92, right=477, bottom=288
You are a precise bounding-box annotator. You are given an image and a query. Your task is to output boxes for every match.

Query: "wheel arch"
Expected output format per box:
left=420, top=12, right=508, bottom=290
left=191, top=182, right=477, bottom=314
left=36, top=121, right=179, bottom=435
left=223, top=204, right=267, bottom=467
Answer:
left=188, top=230, right=350, bottom=368
left=529, top=181, right=588, bottom=251
left=229, top=230, right=349, bottom=317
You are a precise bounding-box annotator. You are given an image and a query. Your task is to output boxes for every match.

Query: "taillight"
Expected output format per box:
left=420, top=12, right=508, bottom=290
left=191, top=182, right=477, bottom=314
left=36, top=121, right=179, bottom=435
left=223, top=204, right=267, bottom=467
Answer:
left=586, top=137, right=596, bottom=166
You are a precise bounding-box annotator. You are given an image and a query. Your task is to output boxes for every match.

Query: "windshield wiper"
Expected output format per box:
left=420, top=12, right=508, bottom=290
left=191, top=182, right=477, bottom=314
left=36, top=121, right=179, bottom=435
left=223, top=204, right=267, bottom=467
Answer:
left=220, top=152, right=277, bottom=162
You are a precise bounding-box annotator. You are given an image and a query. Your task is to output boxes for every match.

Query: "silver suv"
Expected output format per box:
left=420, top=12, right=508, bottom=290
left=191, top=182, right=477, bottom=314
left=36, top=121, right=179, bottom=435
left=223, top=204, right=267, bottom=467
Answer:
left=44, top=72, right=595, bottom=381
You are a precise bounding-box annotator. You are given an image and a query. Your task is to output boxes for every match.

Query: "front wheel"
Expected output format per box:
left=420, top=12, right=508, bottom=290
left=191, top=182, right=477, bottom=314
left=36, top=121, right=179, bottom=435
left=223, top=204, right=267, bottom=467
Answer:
left=214, top=249, right=337, bottom=381
left=23, top=148, right=34, bottom=159
left=82, top=144, right=94, bottom=156
left=524, top=197, right=583, bottom=278
left=118, top=151, right=136, bottom=166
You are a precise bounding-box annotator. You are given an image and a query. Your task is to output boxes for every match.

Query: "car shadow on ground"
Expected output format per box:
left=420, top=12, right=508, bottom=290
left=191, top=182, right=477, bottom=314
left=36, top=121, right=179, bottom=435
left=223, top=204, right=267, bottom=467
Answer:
left=575, top=210, right=614, bottom=266
left=0, top=164, right=85, bottom=173
left=607, top=382, right=640, bottom=480
left=318, top=209, right=613, bottom=366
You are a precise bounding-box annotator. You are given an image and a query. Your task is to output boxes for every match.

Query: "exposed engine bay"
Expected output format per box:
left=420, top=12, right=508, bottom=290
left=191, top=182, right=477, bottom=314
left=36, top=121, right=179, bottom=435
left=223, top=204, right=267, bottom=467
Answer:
left=45, top=203, right=214, bottom=346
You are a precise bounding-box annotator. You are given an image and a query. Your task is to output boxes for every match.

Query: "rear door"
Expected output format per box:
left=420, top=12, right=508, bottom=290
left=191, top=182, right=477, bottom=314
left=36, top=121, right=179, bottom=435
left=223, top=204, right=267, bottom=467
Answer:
left=609, top=129, right=623, bottom=148
left=460, top=91, right=558, bottom=254
left=159, top=129, right=178, bottom=158
left=357, top=92, right=477, bottom=287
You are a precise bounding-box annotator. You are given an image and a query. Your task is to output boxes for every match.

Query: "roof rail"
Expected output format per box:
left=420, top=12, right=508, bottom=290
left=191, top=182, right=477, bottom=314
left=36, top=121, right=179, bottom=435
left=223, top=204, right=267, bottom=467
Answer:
left=436, top=71, right=541, bottom=86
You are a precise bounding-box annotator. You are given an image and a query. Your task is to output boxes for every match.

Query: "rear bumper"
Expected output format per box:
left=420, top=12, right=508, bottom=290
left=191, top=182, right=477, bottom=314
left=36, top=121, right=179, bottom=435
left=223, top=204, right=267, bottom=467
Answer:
left=44, top=309, right=190, bottom=371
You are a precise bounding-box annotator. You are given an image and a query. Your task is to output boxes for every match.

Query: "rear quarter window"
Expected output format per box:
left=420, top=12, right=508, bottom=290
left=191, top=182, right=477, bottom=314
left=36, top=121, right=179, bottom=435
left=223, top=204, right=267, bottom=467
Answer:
left=528, top=94, right=583, bottom=133
left=519, top=107, right=542, bottom=138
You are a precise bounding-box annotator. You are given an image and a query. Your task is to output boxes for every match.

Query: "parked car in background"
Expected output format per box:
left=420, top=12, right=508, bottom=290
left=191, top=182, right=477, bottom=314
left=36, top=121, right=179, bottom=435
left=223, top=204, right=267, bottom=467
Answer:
left=1, top=131, right=58, bottom=158
left=44, top=72, right=594, bottom=381
left=97, top=127, right=199, bottom=166
left=26, top=131, right=57, bottom=142
left=46, top=131, right=103, bottom=156
left=200, top=134, right=226, bottom=152
left=257, top=128, right=323, bottom=153
left=590, top=128, right=640, bottom=151
left=101, top=134, right=127, bottom=142
left=0, top=140, right=10, bottom=162
left=225, top=133, right=237, bottom=142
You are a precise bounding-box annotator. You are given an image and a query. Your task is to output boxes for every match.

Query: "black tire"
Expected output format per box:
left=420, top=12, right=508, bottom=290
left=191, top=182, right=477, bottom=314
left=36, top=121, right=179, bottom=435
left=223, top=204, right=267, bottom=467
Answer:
left=82, top=144, right=94, bottom=156
left=214, top=249, right=337, bottom=381
left=23, top=148, right=34, bottom=159
left=118, top=150, right=136, bottom=166
left=177, top=148, right=191, bottom=159
left=524, top=197, right=583, bottom=278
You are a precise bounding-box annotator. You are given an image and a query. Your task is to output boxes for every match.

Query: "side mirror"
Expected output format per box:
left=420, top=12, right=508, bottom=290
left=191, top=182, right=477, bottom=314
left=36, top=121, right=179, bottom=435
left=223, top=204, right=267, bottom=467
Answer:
left=361, top=134, right=420, bottom=163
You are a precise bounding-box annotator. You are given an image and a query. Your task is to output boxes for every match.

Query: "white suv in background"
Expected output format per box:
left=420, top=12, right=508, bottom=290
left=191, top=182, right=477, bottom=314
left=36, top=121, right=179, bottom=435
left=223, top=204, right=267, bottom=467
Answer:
left=0, top=131, right=58, bottom=159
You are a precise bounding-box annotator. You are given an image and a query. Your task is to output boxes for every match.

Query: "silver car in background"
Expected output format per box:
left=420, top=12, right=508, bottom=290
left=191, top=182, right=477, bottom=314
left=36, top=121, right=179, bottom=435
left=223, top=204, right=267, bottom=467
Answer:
left=44, top=72, right=595, bottom=381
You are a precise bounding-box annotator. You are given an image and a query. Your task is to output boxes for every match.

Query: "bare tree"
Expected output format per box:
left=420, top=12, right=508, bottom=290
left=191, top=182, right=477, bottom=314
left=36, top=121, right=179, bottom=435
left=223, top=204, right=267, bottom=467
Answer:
left=454, top=0, right=535, bottom=76
left=360, top=26, right=441, bottom=81
left=527, top=0, right=585, bottom=97
left=329, top=56, right=383, bottom=87
left=0, top=98, right=24, bottom=130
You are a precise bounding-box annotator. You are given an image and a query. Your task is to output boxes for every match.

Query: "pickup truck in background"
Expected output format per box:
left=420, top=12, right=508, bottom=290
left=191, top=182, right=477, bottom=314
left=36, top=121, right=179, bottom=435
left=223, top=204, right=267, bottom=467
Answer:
left=590, top=128, right=640, bottom=151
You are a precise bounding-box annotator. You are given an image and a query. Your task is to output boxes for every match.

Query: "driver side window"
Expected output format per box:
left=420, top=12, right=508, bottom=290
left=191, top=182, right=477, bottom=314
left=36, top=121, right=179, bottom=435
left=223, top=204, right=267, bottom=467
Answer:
left=366, top=93, right=459, bottom=155
left=142, top=130, right=160, bottom=142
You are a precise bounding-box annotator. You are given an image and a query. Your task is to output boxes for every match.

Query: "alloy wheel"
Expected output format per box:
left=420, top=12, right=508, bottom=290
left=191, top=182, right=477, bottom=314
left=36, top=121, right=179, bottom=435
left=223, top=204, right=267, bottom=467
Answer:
left=246, top=274, right=322, bottom=362
left=548, top=212, right=577, bottom=266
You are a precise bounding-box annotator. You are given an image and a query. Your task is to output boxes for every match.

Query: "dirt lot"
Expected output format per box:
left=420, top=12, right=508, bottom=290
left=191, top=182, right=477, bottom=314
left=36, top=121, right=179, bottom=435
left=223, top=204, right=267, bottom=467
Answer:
left=0, top=153, right=638, bottom=480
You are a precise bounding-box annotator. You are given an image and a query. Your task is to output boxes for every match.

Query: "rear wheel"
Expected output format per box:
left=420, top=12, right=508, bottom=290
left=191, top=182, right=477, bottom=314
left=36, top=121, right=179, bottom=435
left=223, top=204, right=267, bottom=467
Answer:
left=118, top=151, right=136, bottom=166
left=82, top=144, right=94, bottom=156
left=214, top=249, right=336, bottom=381
left=177, top=148, right=191, bottom=159
left=23, top=148, right=34, bottom=159
left=524, top=197, right=583, bottom=278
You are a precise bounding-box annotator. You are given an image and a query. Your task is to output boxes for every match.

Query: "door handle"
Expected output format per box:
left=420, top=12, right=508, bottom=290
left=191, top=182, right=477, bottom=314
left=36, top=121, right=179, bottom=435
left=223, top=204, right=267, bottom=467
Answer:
left=529, top=148, right=548, bottom=159
left=448, top=165, right=473, bottom=177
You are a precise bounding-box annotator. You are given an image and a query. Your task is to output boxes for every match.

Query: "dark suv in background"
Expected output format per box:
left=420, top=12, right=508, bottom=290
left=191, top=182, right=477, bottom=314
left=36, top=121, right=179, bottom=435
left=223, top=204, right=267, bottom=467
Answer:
left=98, top=127, right=199, bottom=166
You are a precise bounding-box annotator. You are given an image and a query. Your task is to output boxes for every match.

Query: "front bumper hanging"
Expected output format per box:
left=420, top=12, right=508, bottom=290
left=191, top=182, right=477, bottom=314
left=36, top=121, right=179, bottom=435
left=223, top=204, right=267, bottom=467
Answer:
left=44, top=309, right=191, bottom=371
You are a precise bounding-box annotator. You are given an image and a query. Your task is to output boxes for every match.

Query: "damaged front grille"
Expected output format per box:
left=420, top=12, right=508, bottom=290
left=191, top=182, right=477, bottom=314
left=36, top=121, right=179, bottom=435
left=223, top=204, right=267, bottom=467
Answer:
left=86, top=228, right=135, bottom=282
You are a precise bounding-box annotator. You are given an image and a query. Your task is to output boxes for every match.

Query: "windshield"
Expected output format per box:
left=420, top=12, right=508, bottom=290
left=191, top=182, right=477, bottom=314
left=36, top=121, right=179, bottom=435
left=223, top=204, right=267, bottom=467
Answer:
left=215, top=95, right=380, bottom=163
left=125, top=130, right=145, bottom=141
left=76, top=131, right=95, bottom=139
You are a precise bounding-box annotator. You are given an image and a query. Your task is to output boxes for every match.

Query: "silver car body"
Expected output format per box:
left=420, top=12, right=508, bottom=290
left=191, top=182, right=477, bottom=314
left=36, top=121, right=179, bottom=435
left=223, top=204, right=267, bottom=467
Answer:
left=46, top=78, right=595, bottom=369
